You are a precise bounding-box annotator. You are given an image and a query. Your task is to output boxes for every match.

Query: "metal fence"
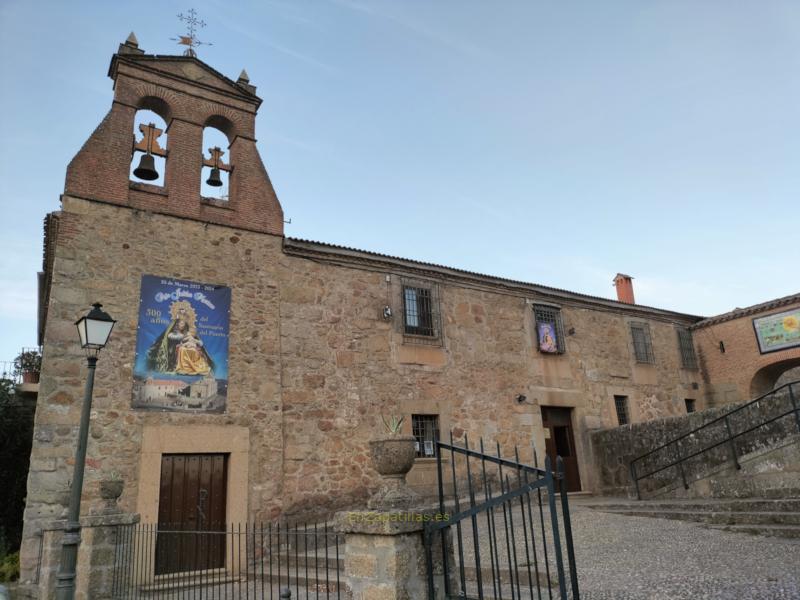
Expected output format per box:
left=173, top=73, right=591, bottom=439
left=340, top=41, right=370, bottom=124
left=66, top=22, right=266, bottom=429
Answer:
left=111, top=522, right=343, bottom=599
left=424, top=434, right=580, bottom=600
left=630, top=379, right=800, bottom=499
left=0, top=361, right=20, bottom=384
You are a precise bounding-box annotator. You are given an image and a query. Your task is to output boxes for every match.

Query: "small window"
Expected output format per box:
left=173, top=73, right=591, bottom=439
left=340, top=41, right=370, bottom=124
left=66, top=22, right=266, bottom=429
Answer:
left=685, top=398, right=696, bottom=413
left=401, top=280, right=442, bottom=345
left=533, top=305, right=566, bottom=354
left=614, top=395, right=630, bottom=425
left=412, top=414, right=440, bottom=458
left=677, top=328, right=698, bottom=369
left=630, top=322, right=655, bottom=364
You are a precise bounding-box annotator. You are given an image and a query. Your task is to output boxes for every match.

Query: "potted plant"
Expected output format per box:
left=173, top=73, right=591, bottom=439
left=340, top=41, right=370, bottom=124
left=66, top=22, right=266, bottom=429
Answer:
left=99, top=471, right=124, bottom=513
left=367, top=416, right=419, bottom=509
left=14, top=349, right=41, bottom=384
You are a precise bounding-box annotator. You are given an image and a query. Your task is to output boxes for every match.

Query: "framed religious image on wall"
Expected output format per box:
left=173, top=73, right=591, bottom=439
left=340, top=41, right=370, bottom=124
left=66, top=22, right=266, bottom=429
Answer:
left=132, top=275, right=231, bottom=413
left=537, top=322, right=559, bottom=354
left=753, top=308, right=800, bottom=354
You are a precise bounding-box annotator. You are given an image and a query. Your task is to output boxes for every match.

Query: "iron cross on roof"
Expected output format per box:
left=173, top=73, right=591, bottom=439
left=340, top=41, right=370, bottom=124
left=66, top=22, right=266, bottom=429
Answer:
left=172, top=8, right=212, bottom=57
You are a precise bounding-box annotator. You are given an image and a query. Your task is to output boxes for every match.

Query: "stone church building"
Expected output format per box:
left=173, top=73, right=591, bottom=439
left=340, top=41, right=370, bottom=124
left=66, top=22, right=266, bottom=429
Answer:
left=19, top=35, right=800, bottom=583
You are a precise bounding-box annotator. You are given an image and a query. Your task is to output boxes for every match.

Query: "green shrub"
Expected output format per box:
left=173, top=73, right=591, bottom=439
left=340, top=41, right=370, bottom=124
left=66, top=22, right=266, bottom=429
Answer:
left=0, top=551, right=19, bottom=582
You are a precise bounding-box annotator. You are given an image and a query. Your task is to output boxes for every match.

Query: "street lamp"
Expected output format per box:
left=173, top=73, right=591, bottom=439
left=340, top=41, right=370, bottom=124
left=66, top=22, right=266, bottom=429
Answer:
left=55, top=303, right=116, bottom=600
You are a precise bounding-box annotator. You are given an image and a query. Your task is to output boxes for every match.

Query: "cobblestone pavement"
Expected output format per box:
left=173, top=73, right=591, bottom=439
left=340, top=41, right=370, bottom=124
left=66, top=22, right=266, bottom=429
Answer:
left=453, top=497, right=800, bottom=599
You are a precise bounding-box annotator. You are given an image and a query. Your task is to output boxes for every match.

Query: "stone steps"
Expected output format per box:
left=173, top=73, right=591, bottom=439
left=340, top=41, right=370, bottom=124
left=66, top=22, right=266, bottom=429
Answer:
left=579, top=497, right=800, bottom=513
left=597, top=508, right=800, bottom=526
left=581, top=496, right=800, bottom=538
left=707, top=524, right=800, bottom=538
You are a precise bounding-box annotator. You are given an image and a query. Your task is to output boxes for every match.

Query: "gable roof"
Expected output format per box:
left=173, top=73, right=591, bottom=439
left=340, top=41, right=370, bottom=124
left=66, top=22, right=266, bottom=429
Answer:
left=109, top=54, right=261, bottom=107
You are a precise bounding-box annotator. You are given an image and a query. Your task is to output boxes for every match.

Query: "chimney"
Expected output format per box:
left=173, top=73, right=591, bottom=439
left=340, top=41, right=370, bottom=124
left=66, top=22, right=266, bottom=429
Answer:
left=613, top=273, right=635, bottom=304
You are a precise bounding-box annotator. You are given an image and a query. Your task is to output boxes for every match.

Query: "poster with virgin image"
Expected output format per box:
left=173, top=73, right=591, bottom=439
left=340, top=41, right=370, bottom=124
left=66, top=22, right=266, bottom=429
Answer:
left=132, top=275, right=230, bottom=412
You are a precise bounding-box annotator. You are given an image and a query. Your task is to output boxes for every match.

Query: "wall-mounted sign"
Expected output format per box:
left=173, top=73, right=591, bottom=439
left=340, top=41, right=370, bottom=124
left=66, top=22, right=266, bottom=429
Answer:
left=753, top=308, right=800, bottom=354
left=537, top=322, right=559, bottom=354
left=132, top=275, right=231, bottom=412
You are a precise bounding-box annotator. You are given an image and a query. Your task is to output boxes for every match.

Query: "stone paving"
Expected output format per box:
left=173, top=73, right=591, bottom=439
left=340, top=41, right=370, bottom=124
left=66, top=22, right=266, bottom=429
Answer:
left=452, top=497, right=800, bottom=599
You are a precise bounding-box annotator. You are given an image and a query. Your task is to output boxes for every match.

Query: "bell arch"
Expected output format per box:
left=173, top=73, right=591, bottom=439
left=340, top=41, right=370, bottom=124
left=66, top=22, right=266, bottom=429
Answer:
left=137, top=95, right=172, bottom=124
left=200, top=124, right=231, bottom=200
left=130, top=109, right=168, bottom=186
left=750, top=357, right=800, bottom=398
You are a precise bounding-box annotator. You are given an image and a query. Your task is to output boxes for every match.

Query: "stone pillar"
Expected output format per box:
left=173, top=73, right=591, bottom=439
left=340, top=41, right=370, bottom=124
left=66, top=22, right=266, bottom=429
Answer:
left=77, top=513, right=140, bottom=600
left=18, top=512, right=139, bottom=600
left=335, top=510, right=454, bottom=600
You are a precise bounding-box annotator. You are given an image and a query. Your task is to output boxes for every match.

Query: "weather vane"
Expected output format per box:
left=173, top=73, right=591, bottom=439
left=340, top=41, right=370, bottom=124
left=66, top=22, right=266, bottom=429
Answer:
left=172, top=8, right=212, bottom=57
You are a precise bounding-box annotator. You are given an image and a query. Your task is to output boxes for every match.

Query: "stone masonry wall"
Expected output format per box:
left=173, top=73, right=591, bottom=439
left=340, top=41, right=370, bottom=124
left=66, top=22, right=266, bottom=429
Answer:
left=591, top=386, right=798, bottom=497
left=22, top=195, right=703, bottom=582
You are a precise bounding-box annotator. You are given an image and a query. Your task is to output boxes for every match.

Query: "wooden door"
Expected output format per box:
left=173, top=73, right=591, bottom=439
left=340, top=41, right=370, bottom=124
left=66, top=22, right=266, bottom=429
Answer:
left=541, top=407, right=582, bottom=492
left=155, top=453, right=228, bottom=575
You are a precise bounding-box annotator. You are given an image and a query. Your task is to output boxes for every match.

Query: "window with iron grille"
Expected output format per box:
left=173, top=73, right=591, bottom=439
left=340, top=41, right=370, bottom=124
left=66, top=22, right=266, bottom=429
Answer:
left=533, top=305, right=566, bottom=354
left=401, top=279, right=442, bottom=345
left=677, top=328, right=698, bottom=369
left=412, top=414, right=440, bottom=458
left=630, top=322, right=655, bottom=364
left=614, top=395, right=630, bottom=425
left=685, top=398, right=696, bottom=413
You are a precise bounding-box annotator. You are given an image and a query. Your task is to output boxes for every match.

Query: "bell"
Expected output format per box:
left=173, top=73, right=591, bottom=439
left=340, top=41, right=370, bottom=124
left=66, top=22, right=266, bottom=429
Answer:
left=133, top=153, right=159, bottom=181
left=206, top=167, right=223, bottom=187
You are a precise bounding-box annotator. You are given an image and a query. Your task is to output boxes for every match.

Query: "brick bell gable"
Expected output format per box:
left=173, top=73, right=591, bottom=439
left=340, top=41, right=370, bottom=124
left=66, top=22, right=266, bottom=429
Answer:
left=64, top=37, right=284, bottom=236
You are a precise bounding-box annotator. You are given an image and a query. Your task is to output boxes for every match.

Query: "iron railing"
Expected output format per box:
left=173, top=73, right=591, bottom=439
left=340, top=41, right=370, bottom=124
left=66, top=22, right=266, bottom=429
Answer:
left=111, top=522, right=343, bottom=599
left=0, top=361, right=19, bottom=384
left=424, top=434, right=580, bottom=600
left=630, top=380, right=800, bottom=499
left=1, top=347, right=42, bottom=385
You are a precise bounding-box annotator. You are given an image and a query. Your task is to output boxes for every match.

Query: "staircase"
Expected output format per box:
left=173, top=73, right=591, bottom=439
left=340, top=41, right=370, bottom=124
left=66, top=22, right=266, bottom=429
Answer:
left=579, top=497, right=800, bottom=538
left=629, top=380, right=800, bottom=500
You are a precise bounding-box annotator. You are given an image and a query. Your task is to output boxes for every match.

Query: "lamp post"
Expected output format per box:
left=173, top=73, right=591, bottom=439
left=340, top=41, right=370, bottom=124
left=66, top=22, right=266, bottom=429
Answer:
left=55, top=303, right=116, bottom=600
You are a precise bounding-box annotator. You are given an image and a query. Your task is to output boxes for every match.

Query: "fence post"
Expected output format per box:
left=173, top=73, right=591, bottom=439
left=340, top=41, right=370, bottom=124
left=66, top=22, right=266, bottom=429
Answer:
left=557, top=457, right=580, bottom=600
left=545, top=456, right=568, bottom=600
left=788, top=383, right=800, bottom=434
left=674, top=440, right=689, bottom=490
left=629, top=460, right=640, bottom=500
left=335, top=509, right=453, bottom=600
left=723, top=414, right=741, bottom=470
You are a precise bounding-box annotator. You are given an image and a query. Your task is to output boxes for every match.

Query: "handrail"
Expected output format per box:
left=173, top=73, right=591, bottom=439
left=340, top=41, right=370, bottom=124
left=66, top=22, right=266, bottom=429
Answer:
left=629, top=379, right=800, bottom=499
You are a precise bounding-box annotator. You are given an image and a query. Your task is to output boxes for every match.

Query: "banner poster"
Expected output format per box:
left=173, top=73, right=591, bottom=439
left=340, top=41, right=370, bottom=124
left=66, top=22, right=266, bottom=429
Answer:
left=132, top=275, right=231, bottom=413
left=537, top=322, right=559, bottom=353
left=753, top=308, right=800, bottom=354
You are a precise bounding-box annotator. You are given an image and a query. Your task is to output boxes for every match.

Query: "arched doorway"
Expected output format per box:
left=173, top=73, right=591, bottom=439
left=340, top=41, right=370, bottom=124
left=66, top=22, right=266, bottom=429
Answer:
left=750, top=357, right=800, bottom=398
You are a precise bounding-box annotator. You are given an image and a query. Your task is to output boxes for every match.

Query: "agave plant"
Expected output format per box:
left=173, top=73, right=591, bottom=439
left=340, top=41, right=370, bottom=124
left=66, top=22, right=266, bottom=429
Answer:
left=381, top=415, right=405, bottom=435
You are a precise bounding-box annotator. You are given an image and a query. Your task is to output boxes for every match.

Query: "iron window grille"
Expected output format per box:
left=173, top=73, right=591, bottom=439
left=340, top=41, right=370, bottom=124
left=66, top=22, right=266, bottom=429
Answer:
left=400, top=279, right=442, bottom=346
left=533, top=305, right=566, bottom=354
left=685, top=398, right=696, bottom=413
left=677, top=328, right=698, bottom=369
left=614, top=395, right=630, bottom=425
left=630, top=322, right=655, bottom=364
left=412, top=414, right=440, bottom=458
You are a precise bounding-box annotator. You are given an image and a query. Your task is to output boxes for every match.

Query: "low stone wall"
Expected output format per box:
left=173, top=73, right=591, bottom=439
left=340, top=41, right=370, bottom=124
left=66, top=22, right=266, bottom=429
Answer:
left=16, top=512, right=139, bottom=600
left=591, top=388, right=799, bottom=497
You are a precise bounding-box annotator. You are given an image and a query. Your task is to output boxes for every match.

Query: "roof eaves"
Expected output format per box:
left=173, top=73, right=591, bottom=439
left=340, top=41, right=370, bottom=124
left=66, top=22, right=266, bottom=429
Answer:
left=284, top=237, right=704, bottom=322
left=691, top=292, right=800, bottom=329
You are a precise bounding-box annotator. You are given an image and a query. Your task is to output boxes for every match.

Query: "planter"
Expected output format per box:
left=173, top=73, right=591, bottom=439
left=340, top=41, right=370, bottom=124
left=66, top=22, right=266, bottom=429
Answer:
left=21, top=371, right=39, bottom=384
left=100, top=479, right=124, bottom=500
left=367, top=435, right=419, bottom=510
left=99, top=479, right=124, bottom=514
